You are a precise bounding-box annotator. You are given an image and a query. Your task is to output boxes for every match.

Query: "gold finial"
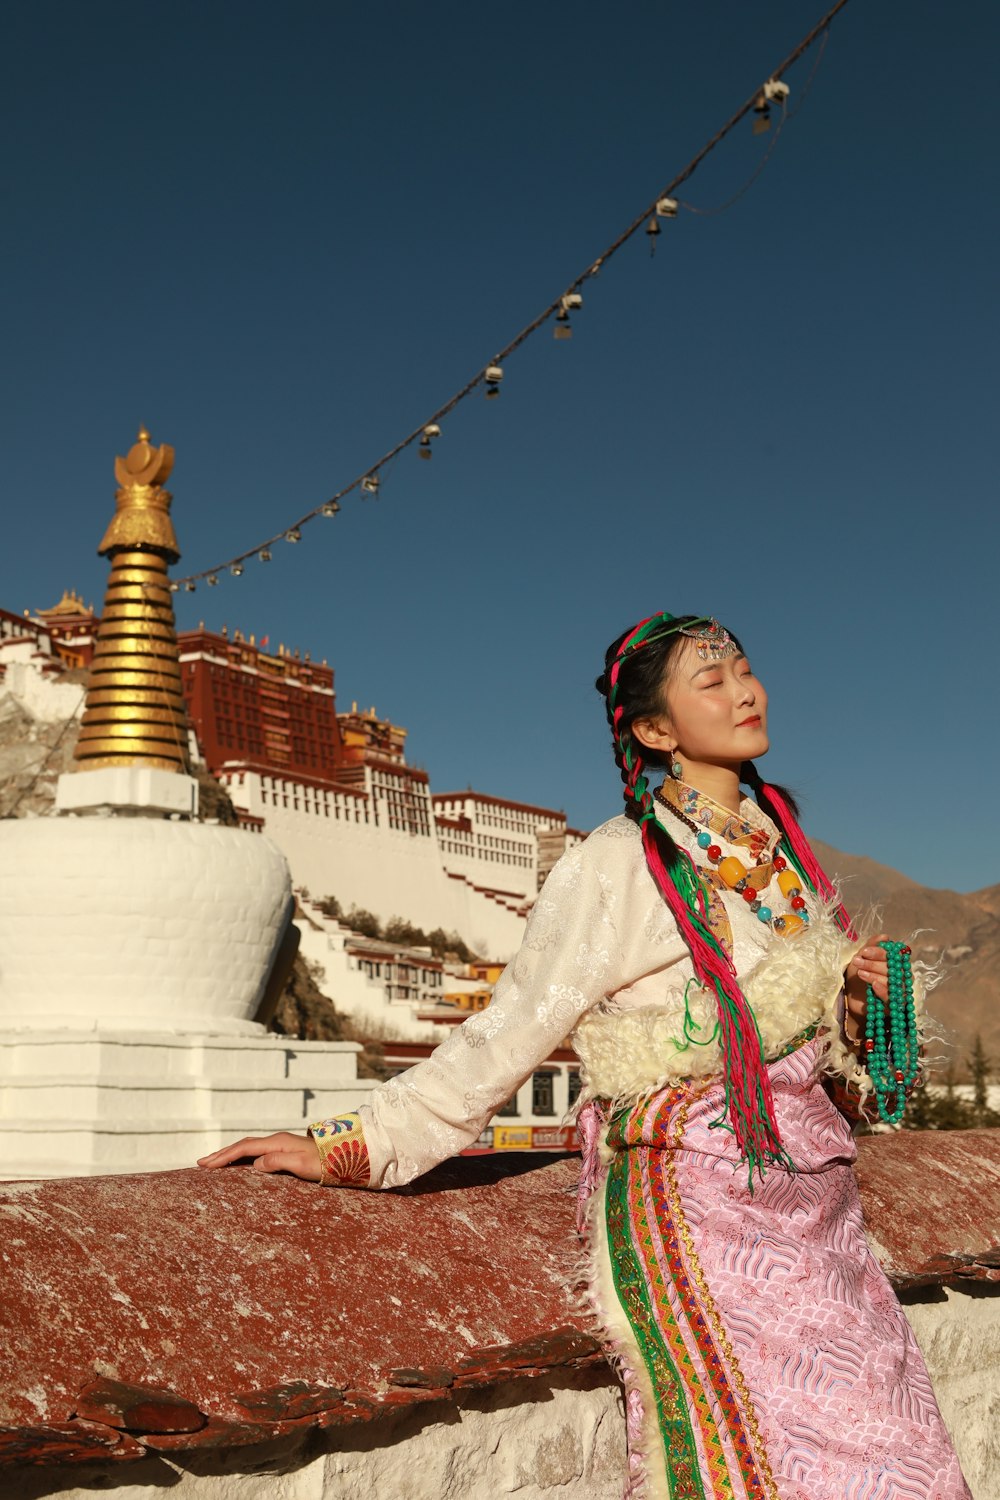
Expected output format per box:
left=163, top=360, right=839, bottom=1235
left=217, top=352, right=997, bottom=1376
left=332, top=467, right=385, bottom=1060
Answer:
left=100, top=426, right=180, bottom=561
left=37, top=588, right=92, bottom=620
left=73, top=428, right=190, bottom=776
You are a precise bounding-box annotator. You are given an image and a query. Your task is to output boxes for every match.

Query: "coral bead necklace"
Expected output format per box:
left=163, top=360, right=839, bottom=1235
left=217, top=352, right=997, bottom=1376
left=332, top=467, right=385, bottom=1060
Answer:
left=654, top=786, right=809, bottom=937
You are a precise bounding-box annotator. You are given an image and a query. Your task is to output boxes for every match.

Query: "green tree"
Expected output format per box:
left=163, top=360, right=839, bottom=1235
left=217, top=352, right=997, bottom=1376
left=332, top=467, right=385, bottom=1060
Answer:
left=901, top=1083, right=935, bottom=1130
left=345, top=906, right=382, bottom=939
left=384, top=916, right=430, bottom=947
left=968, top=1034, right=998, bottom=1127
left=425, top=926, right=477, bottom=962
left=935, top=1064, right=973, bottom=1131
left=901, top=1061, right=976, bottom=1132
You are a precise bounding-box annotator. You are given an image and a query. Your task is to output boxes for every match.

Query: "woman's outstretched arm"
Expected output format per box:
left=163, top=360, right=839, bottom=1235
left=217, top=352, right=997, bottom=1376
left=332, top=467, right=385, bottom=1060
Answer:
left=199, top=830, right=650, bottom=1188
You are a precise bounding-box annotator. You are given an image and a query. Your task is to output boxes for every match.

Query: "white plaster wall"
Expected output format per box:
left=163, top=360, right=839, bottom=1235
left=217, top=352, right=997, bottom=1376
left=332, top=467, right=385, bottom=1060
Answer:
left=439, top=844, right=535, bottom=903
left=294, top=920, right=440, bottom=1043
left=227, top=772, right=526, bottom=960
left=0, top=819, right=291, bottom=1034
left=0, top=655, right=85, bottom=722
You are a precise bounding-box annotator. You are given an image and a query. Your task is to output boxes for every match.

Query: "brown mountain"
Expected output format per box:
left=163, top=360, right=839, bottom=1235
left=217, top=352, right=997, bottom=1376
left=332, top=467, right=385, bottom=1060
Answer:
left=813, top=841, right=1000, bottom=1076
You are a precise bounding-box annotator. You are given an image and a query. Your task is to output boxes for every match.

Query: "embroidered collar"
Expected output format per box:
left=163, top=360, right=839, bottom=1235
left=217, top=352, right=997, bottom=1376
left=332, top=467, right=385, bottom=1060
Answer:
left=656, top=777, right=778, bottom=861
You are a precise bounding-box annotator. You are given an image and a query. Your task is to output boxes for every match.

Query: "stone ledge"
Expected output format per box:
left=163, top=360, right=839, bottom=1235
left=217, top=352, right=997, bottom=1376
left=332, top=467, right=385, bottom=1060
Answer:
left=1, top=1131, right=999, bottom=1468
left=854, top=1127, right=1000, bottom=1288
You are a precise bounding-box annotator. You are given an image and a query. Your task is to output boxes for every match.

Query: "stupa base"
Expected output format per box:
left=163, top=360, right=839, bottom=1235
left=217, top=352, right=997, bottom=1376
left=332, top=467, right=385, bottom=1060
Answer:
left=0, top=1027, right=377, bottom=1179
left=55, top=765, right=199, bottom=817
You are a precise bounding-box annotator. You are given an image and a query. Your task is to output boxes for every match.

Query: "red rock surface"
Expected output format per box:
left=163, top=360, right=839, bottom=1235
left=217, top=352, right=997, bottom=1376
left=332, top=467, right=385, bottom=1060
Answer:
left=2, top=1134, right=999, bottom=1466
left=854, top=1127, right=1000, bottom=1288
left=0, top=1153, right=601, bottom=1463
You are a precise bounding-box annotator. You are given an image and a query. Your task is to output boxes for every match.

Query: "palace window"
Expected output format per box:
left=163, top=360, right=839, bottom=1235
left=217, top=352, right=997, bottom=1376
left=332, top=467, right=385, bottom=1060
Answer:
left=531, top=1071, right=555, bottom=1116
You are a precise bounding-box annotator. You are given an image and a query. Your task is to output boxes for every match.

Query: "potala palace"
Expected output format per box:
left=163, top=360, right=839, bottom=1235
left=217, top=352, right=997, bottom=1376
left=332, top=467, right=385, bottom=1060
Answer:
left=0, top=428, right=588, bottom=1176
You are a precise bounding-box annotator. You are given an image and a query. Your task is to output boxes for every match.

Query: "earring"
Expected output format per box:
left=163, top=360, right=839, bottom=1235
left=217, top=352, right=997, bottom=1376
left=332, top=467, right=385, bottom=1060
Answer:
left=670, top=754, right=684, bottom=780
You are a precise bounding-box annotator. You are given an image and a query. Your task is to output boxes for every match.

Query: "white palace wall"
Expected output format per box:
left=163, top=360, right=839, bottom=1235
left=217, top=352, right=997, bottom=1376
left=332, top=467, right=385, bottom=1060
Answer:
left=223, top=770, right=528, bottom=961
left=0, top=651, right=85, bottom=722
left=293, top=916, right=442, bottom=1041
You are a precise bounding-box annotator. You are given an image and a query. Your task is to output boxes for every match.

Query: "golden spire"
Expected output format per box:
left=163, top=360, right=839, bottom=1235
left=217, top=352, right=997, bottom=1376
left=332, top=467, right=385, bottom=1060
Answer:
left=73, top=428, right=191, bottom=774
left=99, top=426, right=180, bottom=559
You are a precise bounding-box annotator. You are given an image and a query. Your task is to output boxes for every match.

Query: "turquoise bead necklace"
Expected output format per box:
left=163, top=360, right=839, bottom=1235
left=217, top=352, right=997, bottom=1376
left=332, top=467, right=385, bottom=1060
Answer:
left=864, top=940, right=920, bottom=1124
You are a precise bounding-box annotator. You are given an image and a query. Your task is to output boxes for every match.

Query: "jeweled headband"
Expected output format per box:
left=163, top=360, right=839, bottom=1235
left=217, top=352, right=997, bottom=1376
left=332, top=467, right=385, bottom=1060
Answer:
left=680, top=618, right=740, bottom=662
left=610, top=613, right=739, bottom=668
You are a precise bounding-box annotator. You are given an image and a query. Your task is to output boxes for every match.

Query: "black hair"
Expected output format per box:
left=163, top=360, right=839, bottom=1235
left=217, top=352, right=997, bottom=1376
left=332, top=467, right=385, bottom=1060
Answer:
left=596, top=615, right=800, bottom=825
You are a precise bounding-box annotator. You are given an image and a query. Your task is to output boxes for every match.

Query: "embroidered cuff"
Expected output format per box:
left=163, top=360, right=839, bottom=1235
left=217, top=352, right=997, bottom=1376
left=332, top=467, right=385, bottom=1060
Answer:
left=309, top=1112, right=372, bottom=1188
left=823, top=1075, right=879, bottom=1127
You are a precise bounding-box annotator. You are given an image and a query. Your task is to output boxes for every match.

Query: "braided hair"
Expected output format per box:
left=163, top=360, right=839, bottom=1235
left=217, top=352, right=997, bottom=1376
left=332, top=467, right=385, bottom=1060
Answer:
left=596, top=612, right=854, bottom=1176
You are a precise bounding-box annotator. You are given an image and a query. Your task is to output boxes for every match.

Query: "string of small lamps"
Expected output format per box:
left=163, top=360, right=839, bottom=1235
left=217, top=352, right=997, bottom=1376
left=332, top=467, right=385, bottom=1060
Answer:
left=170, top=0, right=850, bottom=595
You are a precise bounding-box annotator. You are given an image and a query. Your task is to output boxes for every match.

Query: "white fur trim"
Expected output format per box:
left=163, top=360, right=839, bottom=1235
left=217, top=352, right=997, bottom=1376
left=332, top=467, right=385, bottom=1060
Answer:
left=572, top=899, right=908, bottom=1109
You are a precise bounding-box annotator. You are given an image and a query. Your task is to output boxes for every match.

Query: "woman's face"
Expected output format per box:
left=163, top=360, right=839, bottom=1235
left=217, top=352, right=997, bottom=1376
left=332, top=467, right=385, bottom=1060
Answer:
left=633, top=638, right=769, bottom=771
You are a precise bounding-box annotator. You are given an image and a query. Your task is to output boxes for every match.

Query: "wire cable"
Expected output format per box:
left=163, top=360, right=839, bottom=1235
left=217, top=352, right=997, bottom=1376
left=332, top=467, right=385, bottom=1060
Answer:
left=171, top=0, right=851, bottom=590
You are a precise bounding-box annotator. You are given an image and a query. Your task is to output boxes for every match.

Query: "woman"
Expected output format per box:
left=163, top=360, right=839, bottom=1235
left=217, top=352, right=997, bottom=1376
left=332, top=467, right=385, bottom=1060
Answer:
left=199, top=611, right=970, bottom=1500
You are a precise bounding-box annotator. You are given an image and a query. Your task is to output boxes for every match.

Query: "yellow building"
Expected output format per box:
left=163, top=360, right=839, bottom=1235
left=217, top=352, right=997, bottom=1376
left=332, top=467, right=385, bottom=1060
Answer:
left=468, top=960, right=505, bottom=984
left=441, top=986, right=493, bottom=1013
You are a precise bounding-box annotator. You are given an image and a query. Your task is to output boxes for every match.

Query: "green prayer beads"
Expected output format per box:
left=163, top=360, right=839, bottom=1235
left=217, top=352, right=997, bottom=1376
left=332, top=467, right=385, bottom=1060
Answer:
left=864, top=939, right=920, bottom=1124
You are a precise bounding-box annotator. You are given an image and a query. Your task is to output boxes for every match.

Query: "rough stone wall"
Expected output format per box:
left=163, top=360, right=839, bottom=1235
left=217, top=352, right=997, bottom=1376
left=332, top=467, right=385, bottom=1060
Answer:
left=0, top=1373, right=625, bottom=1500
left=902, top=1284, right=1000, bottom=1499
left=0, top=687, right=82, bottom=818
left=3, top=1296, right=999, bottom=1500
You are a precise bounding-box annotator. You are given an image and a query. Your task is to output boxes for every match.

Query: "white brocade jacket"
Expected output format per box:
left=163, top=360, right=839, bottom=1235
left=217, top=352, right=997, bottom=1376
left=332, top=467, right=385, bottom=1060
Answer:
left=309, top=786, right=864, bottom=1190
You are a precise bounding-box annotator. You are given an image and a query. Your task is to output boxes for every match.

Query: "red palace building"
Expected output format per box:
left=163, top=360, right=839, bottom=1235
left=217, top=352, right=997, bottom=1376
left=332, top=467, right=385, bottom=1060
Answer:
left=177, top=625, right=344, bottom=780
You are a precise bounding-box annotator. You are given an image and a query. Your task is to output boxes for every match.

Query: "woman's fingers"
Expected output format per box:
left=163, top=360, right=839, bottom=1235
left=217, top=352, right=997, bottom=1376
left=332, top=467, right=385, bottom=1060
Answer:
left=848, top=933, right=891, bottom=989
left=197, top=1132, right=313, bottom=1170
left=252, top=1147, right=322, bottom=1181
left=842, top=933, right=897, bottom=1046
left=198, top=1136, right=270, bottom=1167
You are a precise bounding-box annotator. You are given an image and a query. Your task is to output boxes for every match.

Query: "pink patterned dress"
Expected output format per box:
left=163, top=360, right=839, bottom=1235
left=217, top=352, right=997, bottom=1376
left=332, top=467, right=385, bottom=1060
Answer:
left=580, top=1041, right=972, bottom=1500
left=310, top=784, right=971, bottom=1499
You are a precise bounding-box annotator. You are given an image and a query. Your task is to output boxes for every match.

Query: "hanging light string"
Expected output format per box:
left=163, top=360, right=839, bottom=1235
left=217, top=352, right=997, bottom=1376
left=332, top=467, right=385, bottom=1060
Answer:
left=679, top=29, right=831, bottom=219
left=172, top=0, right=850, bottom=593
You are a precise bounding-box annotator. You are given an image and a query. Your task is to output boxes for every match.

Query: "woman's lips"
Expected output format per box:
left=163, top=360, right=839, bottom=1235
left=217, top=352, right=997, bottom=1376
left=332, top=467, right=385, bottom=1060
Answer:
left=736, top=716, right=762, bottom=727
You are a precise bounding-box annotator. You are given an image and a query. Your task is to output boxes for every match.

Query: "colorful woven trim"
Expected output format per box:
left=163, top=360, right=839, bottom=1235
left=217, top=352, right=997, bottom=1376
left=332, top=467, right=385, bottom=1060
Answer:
left=309, top=1112, right=372, bottom=1188
left=657, top=780, right=775, bottom=864
left=604, top=1092, right=778, bottom=1500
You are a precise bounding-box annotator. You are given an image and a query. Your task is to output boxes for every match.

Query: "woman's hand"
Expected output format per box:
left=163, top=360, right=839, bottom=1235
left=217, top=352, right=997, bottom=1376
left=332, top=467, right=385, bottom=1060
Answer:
left=197, top=1132, right=322, bottom=1182
left=842, top=932, right=891, bottom=1051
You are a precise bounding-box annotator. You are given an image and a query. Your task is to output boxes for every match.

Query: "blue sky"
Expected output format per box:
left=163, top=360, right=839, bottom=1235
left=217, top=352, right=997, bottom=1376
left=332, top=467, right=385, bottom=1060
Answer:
left=3, top=1, right=997, bottom=893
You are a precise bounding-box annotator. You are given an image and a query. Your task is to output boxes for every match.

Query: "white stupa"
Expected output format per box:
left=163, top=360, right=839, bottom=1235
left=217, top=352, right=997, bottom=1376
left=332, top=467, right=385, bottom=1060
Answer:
left=0, top=430, right=375, bottom=1178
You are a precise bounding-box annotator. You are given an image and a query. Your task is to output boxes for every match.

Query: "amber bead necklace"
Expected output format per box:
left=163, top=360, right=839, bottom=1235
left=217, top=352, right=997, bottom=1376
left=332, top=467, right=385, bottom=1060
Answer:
left=654, top=786, right=809, bottom=938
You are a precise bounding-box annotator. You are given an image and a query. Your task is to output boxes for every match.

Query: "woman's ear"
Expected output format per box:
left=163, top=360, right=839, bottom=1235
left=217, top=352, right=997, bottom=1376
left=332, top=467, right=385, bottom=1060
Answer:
left=630, top=713, right=675, bottom=757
